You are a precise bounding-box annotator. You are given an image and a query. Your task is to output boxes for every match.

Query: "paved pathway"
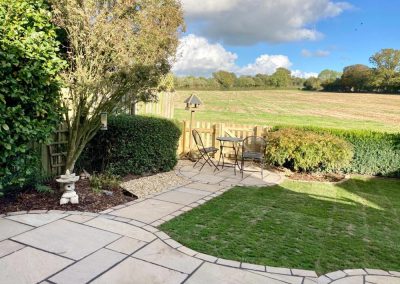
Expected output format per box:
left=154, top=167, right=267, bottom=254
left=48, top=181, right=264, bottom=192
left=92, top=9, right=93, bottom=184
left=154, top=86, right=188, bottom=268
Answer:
left=0, top=163, right=399, bottom=283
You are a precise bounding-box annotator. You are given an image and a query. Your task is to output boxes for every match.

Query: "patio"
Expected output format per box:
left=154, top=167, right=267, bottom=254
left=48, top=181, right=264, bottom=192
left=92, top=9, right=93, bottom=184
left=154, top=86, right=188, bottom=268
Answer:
left=0, top=163, right=399, bottom=284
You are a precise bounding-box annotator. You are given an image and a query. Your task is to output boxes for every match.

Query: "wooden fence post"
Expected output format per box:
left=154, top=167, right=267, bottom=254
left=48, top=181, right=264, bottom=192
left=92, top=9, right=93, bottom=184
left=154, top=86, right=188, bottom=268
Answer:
left=181, top=120, right=187, bottom=154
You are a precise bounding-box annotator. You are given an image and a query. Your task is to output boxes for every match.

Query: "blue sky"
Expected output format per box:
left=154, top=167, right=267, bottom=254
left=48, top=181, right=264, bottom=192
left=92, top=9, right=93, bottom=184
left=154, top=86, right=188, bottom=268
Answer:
left=173, top=0, right=400, bottom=78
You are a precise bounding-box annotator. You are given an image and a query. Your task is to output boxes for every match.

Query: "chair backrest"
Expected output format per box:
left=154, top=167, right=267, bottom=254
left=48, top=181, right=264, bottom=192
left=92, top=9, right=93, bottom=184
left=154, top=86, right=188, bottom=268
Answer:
left=192, top=129, right=205, bottom=151
left=242, top=136, right=267, bottom=154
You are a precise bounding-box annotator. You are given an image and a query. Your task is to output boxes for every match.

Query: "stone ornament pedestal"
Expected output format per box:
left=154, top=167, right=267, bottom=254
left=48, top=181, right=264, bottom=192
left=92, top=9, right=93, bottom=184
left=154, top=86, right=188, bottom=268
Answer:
left=56, top=170, right=80, bottom=205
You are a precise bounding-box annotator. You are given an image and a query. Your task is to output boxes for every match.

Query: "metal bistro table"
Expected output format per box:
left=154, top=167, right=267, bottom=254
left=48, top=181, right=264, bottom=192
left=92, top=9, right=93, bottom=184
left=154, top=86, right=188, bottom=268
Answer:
left=216, top=136, right=243, bottom=175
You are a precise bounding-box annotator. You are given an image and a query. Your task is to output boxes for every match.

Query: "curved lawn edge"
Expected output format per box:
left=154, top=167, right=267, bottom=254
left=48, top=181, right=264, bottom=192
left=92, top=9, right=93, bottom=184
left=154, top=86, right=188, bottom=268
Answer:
left=2, top=210, right=399, bottom=282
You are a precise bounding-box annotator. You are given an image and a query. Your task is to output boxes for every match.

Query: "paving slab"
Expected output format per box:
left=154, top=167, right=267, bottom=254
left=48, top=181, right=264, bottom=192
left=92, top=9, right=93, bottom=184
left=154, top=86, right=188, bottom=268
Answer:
left=6, top=213, right=67, bottom=227
left=331, top=275, right=364, bottom=284
left=12, top=219, right=120, bottom=260
left=174, top=187, right=210, bottom=196
left=365, top=268, right=390, bottom=275
left=86, top=217, right=156, bottom=242
left=64, top=214, right=96, bottom=223
left=190, top=174, right=225, bottom=184
left=343, top=269, right=367, bottom=275
left=92, top=257, right=187, bottom=284
left=325, top=270, right=347, bottom=280
left=253, top=271, right=304, bottom=284
left=111, top=199, right=183, bottom=223
left=134, top=239, right=202, bottom=274
left=106, top=237, right=147, bottom=255
left=0, top=240, right=25, bottom=258
left=50, top=248, right=125, bottom=284
left=365, top=275, right=400, bottom=284
left=185, top=182, right=223, bottom=192
left=155, top=190, right=205, bottom=205
left=0, top=247, right=72, bottom=284
left=186, top=262, right=286, bottom=284
left=241, top=262, right=265, bottom=271
left=0, top=218, right=33, bottom=241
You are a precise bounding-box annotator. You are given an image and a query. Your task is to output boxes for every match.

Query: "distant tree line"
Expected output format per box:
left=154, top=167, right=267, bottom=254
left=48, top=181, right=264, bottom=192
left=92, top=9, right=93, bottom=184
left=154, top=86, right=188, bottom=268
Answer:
left=175, top=49, right=400, bottom=94
left=174, top=67, right=305, bottom=90
left=304, top=49, right=400, bottom=93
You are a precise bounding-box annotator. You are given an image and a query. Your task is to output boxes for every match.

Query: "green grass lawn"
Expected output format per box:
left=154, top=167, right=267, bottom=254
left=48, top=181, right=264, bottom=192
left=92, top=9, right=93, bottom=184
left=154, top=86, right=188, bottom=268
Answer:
left=174, top=90, right=400, bottom=132
left=160, top=177, right=400, bottom=275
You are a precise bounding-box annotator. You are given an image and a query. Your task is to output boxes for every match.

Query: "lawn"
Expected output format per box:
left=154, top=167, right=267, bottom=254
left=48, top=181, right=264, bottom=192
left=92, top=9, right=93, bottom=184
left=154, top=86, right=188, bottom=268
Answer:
left=174, top=90, right=400, bottom=133
left=160, top=177, right=400, bottom=275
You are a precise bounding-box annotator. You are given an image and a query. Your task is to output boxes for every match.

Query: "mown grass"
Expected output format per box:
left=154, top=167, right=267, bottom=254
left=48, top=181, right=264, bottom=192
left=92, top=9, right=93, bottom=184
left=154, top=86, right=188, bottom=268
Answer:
left=174, top=90, right=400, bottom=132
left=160, top=177, right=400, bottom=275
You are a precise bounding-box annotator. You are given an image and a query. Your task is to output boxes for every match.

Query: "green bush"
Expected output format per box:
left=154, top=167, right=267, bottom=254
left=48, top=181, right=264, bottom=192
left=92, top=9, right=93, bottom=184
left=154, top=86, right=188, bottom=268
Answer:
left=89, top=173, right=121, bottom=194
left=272, top=126, right=400, bottom=177
left=266, top=128, right=353, bottom=172
left=78, top=115, right=181, bottom=176
left=0, top=0, right=65, bottom=193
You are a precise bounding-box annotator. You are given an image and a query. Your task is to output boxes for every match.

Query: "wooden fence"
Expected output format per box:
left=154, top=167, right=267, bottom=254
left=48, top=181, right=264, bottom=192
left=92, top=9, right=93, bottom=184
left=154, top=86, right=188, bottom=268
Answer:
left=178, top=120, right=272, bottom=155
left=134, top=92, right=174, bottom=119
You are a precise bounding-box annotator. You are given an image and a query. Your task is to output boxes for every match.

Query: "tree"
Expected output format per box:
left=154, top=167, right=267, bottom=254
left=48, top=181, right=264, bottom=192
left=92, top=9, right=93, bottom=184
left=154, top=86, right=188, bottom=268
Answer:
left=318, top=69, right=342, bottom=84
left=341, top=64, right=373, bottom=92
left=236, top=76, right=256, bottom=88
left=303, top=77, right=321, bottom=91
left=0, top=0, right=66, bottom=191
left=270, top=68, right=291, bottom=87
left=51, top=0, right=184, bottom=171
left=213, top=70, right=237, bottom=89
left=370, top=48, right=400, bottom=93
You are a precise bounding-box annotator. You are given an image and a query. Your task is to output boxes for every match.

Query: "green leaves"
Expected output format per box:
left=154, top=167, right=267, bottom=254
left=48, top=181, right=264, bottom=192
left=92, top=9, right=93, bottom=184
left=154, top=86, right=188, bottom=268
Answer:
left=271, top=126, right=400, bottom=177
left=77, top=115, right=181, bottom=176
left=0, top=0, right=65, bottom=191
left=266, top=128, right=353, bottom=173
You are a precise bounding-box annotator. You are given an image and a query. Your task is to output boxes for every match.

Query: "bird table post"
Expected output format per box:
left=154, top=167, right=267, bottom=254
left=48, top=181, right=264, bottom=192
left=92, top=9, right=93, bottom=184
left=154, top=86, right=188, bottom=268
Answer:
left=184, top=94, right=202, bottom=159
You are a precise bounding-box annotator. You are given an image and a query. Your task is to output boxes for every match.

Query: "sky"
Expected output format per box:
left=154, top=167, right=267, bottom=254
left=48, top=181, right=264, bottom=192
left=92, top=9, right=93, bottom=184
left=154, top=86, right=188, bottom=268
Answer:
left=172, top=0, right=400, bottom=78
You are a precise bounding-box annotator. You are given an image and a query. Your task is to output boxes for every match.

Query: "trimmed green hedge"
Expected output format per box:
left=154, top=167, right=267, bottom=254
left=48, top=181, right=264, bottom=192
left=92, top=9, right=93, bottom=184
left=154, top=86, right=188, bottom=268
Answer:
left=272, top=126, right=400, bottom=177
left=266, top=128, right=353, bottom=172
left=78, top=115, right=181, bottom=176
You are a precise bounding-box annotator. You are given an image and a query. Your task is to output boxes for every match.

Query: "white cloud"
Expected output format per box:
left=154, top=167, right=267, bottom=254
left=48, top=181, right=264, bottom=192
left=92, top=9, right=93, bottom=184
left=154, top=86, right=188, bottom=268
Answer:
left=237, top=55, right=292, bottom=76
left=172, top=34, right=237, bottom=77
left=292, top=70, right=319, bottom=79
left=181, top=0, right=351, bottom=45
left=173, top=34, right=313, bottom=77
left=301, top=49, right=331, bottom=57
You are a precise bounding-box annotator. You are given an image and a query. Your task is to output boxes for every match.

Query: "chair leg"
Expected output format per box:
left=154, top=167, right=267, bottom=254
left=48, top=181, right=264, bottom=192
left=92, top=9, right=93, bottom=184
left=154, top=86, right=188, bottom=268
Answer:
left=209, top=153, right=220, bottom=171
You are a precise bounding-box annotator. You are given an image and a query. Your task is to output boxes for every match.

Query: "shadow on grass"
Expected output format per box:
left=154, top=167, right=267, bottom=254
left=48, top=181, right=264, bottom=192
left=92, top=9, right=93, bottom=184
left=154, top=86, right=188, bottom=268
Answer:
left=160, top=177, right=400, bottom=275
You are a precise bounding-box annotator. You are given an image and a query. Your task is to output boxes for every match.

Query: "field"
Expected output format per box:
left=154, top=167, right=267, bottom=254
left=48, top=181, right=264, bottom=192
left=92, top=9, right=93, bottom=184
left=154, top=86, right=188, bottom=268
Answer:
left=173, top=90, right=400, bottom=132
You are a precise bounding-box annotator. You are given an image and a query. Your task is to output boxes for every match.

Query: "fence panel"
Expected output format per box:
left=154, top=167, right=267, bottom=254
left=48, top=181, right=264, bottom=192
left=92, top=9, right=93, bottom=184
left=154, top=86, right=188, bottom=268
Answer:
left=179, top=120, right=272, bottom=156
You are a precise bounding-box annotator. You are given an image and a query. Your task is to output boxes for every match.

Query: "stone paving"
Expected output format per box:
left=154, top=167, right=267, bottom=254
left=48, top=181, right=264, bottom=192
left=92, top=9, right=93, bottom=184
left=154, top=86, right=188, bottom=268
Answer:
left=0, top=162, right=399, bottom=283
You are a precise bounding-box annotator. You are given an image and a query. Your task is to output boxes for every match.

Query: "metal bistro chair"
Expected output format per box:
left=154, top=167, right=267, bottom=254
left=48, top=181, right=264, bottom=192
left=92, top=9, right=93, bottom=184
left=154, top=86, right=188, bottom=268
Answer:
left=240, top=136, right=267, bottom=179
left=192, top=129, right=219, bottom=171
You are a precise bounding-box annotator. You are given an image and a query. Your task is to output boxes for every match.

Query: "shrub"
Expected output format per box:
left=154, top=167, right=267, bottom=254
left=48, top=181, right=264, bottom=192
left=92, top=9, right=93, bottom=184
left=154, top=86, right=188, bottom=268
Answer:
left=266, top=128, right=353, bottom=172
left=0, top=0, right=65, bottom=193
left=78, top=115, right=181, bottom=176
left=90, top=173, right=121, bottom=194
left=272, top=126, right=400, bottom=177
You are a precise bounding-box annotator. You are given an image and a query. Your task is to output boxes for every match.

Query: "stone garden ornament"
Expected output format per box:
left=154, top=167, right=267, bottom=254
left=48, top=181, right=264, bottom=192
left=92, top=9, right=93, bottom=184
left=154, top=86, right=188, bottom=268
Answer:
left=56, top=170, right=80, bottom=205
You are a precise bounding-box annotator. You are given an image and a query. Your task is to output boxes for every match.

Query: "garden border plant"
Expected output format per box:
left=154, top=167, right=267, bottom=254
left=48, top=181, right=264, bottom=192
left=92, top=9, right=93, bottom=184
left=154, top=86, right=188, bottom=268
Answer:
left=271, top=126, right=400, bottom=177
left=78, top=115, right=181, bottom=177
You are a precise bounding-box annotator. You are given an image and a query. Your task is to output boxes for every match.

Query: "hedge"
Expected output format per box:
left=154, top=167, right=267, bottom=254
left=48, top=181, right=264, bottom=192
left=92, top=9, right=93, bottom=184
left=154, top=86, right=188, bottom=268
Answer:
left=0, top=0, right=65, bottom=193
left=78, top=115, right=181, bottom=176
left=273, top=126, right=400, bottom=177
left=266, top=128, right=353, bottom=172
